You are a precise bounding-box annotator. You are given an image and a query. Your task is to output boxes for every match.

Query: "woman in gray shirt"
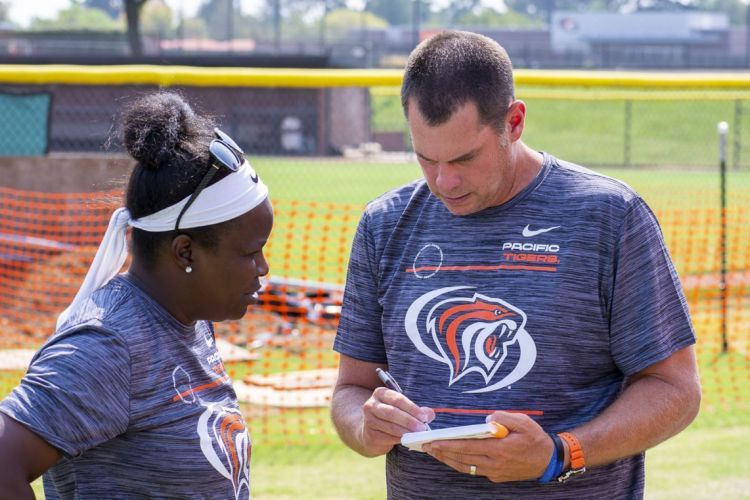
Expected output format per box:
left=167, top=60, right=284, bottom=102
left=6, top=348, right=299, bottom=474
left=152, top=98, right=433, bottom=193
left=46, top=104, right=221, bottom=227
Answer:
left=0, top=91, right=272, bottom=499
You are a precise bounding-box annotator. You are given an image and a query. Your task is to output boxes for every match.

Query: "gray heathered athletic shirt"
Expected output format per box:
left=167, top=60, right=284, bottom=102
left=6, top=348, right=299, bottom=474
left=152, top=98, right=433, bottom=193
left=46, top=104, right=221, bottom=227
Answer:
left=0, top=275, right=251, bottom=499
left=334, top=154, right=695, bottom=499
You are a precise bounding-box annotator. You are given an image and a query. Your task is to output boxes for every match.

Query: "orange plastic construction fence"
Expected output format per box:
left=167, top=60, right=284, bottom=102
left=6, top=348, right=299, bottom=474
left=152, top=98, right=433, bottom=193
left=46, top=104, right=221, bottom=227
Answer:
left=0, top=187, right=747, bottom=445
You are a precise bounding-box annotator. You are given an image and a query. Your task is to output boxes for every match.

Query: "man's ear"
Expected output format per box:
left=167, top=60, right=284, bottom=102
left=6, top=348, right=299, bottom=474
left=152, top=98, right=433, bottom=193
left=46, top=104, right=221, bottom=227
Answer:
left=506, top=100, right=527, bottom=142
left=171, top=233, right=193, bottom=272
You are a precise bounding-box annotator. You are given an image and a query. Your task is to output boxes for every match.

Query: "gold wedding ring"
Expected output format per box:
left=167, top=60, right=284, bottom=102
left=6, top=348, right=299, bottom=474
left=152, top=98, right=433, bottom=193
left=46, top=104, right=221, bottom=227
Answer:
left=469, top=464, right=477, bottom=476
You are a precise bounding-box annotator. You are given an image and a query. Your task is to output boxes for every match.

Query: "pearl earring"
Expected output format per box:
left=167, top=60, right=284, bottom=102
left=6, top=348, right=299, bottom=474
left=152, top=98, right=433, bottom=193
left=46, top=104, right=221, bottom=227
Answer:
left=185, top=266, right=193, bottom=274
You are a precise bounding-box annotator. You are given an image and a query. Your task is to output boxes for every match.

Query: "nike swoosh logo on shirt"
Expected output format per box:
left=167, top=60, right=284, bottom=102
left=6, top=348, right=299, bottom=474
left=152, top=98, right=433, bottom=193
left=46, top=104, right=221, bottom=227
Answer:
left=522, top=225, right=560, bottom=237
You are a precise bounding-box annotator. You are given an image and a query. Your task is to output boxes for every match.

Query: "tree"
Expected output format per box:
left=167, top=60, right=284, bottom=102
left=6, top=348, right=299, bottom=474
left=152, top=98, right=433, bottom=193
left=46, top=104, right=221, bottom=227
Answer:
left=197, top=0, right=243, bottom=40
left=197, top=0, right=273, bottom=44
left=124, top=0, right=148, bottom=55
left=83, top=0, right=122, bottom=19
left=688, top=0, right=749, bottom=24
left=443, top=0, right=482, bottom=26
left=141, top=0, right=173, bottom=39
left=502, top=0, right=560, bottom=23
left=368, top=0, right=413, bottom=25
left=195, top=0, right=330, bottom=45
left=0, top=1, right=11, bottom=24
left=178, top=16, right=209, bottom=39
left=323, top=7, right=388, bottom=41
left=453, top=6, right=543, bottom=27
left=501, top=0, right=745, bottom=24
left=29, top=3, right=122, bottom=30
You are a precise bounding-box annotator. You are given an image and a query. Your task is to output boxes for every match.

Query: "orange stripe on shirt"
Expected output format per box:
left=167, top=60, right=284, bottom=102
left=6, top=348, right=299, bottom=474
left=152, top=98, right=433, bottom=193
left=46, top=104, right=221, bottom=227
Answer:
left=408, top=264, right=557, bottom=273
left=432, top=408, right=544, bottom=416
left=172, top=374, right=230, bottom=402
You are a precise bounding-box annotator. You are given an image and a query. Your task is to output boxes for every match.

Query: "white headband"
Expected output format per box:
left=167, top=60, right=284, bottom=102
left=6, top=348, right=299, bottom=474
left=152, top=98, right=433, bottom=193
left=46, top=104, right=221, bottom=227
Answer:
left=56, top=160, right=268, bottom=329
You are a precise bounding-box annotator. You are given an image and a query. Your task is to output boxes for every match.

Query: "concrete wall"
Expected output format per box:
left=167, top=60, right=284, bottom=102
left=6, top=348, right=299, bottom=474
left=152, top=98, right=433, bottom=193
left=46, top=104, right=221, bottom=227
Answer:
left=0, top=154, right=132, bottom=193
left=328, top=87, right=371, bottom=153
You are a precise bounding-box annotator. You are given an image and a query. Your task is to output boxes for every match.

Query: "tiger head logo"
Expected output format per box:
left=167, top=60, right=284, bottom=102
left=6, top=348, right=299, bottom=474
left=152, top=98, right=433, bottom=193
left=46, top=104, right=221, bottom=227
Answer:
left=172, top=367, right=251, bottom=499
left=198, top=404, right=251, bottom=500
left=405, top=286, right=536, bottom=393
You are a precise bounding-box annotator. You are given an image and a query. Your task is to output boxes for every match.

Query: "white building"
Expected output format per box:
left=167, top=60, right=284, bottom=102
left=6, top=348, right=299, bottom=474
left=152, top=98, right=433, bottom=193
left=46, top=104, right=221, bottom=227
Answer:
left=551, top=11, right=729, bottom=54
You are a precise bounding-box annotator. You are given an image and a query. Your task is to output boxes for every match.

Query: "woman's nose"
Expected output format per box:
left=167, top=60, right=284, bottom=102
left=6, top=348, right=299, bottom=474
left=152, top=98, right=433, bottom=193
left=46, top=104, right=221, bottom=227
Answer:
left=256, top=253, right=270, bottom=276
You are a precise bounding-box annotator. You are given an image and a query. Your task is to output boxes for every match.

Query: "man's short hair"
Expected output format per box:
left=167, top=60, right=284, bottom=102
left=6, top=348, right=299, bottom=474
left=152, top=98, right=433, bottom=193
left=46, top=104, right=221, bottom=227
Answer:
left=401, top=30, right=515, bottom=131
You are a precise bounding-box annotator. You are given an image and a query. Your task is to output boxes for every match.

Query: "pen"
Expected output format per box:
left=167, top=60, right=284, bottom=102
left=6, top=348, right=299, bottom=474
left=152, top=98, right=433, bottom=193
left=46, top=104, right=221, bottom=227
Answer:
left=376, top=368, right=432, bottom=431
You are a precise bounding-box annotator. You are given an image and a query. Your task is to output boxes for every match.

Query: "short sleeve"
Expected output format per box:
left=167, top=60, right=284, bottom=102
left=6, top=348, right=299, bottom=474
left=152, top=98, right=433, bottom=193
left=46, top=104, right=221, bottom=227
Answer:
left=609, top=197, right=696, bottom=375
left=0, top=328, right=131, bottom=457
left=334, top=211, right=388, bottom=362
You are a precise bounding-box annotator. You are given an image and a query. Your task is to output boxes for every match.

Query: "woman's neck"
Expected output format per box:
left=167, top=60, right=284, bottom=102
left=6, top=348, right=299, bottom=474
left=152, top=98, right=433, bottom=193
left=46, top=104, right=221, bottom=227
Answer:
left=125, top=261, right=195, bottom=326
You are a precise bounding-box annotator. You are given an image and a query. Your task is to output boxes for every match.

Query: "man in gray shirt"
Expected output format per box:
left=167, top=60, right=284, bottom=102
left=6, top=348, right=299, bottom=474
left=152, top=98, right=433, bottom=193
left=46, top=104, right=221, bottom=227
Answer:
left=331, top=30, right=701, bottom=498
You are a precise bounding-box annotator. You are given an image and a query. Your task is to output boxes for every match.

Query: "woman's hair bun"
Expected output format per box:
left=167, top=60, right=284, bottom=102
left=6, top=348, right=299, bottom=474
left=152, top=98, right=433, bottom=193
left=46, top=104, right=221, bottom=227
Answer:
left=121, top=91, right=197, bottom=171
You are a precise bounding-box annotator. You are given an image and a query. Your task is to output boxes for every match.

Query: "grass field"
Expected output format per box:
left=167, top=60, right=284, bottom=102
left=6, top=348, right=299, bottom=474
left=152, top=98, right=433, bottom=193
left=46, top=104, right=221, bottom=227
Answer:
left=253, top=156, right=750, bottom=208
left=371, top=90, right=750, bottom=169
left=242, top=418, right=750, bottom=499
left=25, top=400, right=750, bottom=500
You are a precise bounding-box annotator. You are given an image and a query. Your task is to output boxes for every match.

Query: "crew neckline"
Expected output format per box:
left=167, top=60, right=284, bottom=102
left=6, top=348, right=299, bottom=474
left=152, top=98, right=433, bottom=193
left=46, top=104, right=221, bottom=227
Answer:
left=115, top=274, right=197, bottom=334
left=461, top=151, right=553, bottom=218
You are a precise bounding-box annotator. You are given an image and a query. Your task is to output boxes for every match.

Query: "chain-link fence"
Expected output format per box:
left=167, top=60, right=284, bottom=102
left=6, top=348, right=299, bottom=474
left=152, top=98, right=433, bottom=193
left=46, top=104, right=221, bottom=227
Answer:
left=0, top=68, right=748, bottom=448
left=2, top=76, right=750, bottom=169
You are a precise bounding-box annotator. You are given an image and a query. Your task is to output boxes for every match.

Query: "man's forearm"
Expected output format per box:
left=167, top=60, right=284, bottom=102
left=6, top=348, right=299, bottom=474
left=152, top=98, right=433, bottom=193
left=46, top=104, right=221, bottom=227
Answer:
left=571, top=352, right=701, bottom=468
left=330, top=384, right=375, bottom=457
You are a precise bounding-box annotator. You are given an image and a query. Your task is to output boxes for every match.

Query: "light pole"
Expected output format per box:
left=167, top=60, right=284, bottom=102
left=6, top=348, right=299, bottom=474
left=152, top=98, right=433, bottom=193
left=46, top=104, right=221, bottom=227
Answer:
left=226, top=0, right=234, bottom=48
left=319, top=0, right=328, bottom=49
left=412, top=0, right=421, bottom=49
left=361, top=0, right=370, bottom=67
left=273, top=0, right=281, bottom=52
left=177, top=0, right=184, bottom=52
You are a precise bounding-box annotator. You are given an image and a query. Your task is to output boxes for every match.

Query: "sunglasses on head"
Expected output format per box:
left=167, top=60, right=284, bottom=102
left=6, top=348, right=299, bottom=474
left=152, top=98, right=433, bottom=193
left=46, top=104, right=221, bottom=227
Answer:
left=174, top=128, right=250, bottom=231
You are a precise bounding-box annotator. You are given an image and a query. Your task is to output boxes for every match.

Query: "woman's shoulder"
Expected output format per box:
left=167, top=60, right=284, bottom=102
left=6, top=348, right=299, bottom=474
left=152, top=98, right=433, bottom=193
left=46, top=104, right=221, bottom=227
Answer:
left=56, top=276, right=138, bottom=335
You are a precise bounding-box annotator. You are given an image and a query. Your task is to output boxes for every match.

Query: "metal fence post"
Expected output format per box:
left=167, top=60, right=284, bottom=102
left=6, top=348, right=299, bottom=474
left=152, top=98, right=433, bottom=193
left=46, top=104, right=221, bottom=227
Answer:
left=717, top=121, right=729, bottom=354
left=624, top=99, right=632, bottom=166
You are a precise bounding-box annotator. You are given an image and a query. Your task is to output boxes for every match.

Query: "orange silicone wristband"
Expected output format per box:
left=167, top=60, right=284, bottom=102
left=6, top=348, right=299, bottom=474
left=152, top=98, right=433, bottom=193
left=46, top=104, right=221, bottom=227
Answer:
left=558, top=432, right=585, bottom=470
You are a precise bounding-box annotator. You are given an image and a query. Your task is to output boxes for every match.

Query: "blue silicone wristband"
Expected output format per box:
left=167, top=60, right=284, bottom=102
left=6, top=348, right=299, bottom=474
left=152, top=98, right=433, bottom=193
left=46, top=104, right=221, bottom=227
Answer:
left=537, top=434, right=561, bottom=484
left=551, top=433, right=566, bottom=478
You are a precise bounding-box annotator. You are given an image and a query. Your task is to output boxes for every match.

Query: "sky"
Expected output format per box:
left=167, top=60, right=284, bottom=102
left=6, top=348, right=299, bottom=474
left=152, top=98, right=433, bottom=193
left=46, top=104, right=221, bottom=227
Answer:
left=5, top=0, right=484, bottom=28
left=6, top=0, right=262, bottom=28
left=7, top=0, right=70, bottom=27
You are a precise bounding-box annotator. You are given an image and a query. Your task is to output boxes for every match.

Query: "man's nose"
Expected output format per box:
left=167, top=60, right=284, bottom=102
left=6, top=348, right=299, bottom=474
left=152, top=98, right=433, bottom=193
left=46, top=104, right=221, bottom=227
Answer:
left=435, top=163, right=461, bottom=193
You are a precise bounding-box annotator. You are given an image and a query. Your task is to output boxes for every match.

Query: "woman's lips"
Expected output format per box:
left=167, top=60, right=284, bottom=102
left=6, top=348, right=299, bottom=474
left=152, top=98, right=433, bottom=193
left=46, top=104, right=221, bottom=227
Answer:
left=246, top=278, right=266, bottom=304
left=246, top=286, right=261, bottom=303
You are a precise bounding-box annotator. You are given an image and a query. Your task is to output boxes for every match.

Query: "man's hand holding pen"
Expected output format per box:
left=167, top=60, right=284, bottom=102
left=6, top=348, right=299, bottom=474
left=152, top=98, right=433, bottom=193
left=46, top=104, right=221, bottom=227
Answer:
left=358, top=368, right=436, bottom=456
left=371, top=369, right=549, bottom=483
left=375, top=368, right=433, bottom=431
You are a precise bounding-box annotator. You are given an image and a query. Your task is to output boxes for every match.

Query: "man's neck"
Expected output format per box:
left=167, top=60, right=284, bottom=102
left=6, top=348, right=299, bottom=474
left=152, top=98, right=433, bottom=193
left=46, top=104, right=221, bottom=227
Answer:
left=505, top=142, right=544, bottom=202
